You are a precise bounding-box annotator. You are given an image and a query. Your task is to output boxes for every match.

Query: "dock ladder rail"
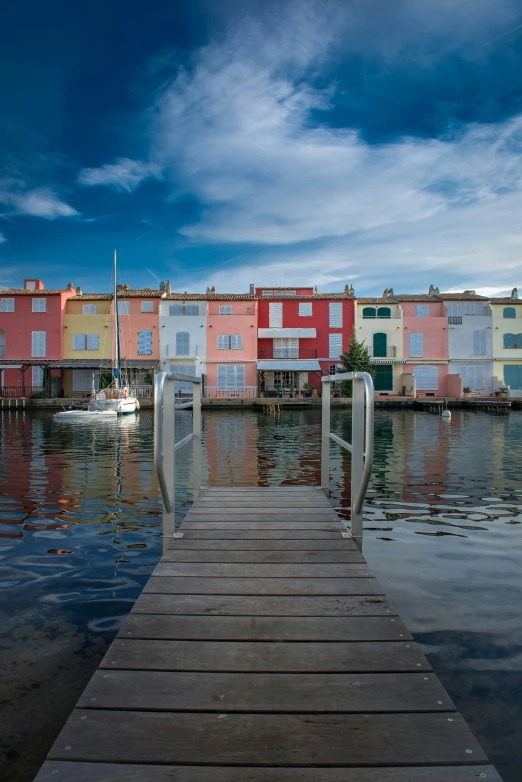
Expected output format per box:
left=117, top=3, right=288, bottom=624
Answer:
left=154, top=371, right=202, bottom=543
left=321, top=371, right=374, bottom=547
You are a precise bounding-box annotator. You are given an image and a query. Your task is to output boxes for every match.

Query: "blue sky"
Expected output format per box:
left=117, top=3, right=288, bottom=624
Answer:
left=1, top=0, right=522, bottom=296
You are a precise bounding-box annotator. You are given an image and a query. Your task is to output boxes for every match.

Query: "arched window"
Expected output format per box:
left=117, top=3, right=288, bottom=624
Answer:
left=175, top=332, right=190, bottom=356
left=0, top=328, right=5, bottom=357
left=138, top=330, right=153, bottom=355
left=517, top=334, right=522, bottom=348
left=373, top=332, right=388, bottom=357
left=472, top=330, right=487, bottom=356
left=377, top=307, right=391, bottom=319
left=362, top=307, right=376, bottom=318
left=504, top=333, right=515, bottom=349
left=409, top=332, right=423, bottom=357
left=503, top=307, right=516, bottom=319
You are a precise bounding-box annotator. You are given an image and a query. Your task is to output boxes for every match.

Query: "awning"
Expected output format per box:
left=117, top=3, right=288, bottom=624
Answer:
left=258, top=328, right=316, bottom=339
left=257, top=360, right=321, bottom=371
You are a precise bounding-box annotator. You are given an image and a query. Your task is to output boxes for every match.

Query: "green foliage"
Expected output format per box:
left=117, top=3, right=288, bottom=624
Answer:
left=338, top=326, right=374, bottom=397
left=143, top=372, right=153, bottom=386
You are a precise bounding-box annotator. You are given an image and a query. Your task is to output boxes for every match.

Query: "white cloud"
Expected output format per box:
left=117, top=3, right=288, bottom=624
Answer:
left=0, top=232, right=6, bottom=244
left=0, top=183, right=78, bottom=219
left=78, top=158, right=162, bottom=192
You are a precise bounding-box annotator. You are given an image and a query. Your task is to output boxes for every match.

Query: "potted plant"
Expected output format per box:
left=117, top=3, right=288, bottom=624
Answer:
left=311, top=385, right=318, bottom=398
left=302, top=382, right=313, bottom=398
left=462, top=386, right=471, bottom=398
left=495, top=387, right=508, bottom=398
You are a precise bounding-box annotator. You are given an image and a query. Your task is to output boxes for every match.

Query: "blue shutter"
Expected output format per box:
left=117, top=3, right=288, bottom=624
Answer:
left=175, top=332, right=190, bottom=355
left=409, top=332, right=423, bottom=357
left=73, top=334, right=86, bottom=350
left=138, top=330, right=153, bottom=355
left=473, top=331, right=486, bottom=355
left=504, top=333, right=515, bottom=349
left=217, top=334, right=230, bottom=349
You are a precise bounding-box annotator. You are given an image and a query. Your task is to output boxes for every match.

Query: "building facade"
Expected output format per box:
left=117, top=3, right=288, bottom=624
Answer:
left=490, top=289, right=522, bottom=393
left=160, top=295, right=208, bottom=394
left=355, top=298, right=404, bottom=392
left=206, top=295, right=258, bottom=397
left=115, top=287, right=162, bottom=386
left=61, top=293, right=113, bottom=396
left=440, top=292, right=493, bottom=396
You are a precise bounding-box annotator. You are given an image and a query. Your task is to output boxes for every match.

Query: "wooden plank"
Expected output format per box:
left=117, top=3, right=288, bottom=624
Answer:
left=34, top=763, right=505, bottom=782
left=152, top=562, right=373, bottom=578
left=132, top=593, right=395, bottom=616
left=47, top=711, right=486, bottom=765
left=181, top=521, right=341, bottom=529
left=118, top=614, right=411, bottom=641
left=78, top=670, right=453, bottom=712
left=165, top=538, right=358, bottom=550
left=100, top=639, right=429, bottom=672
left=203, top=487, right=321, bottom=491
left=181, top=529, right=344, bottom=538
left=162, top=549, right=365, bottom=562
left=143, top=576, right=383, bottom=595
left=194, top=500, right=332, bottom=506
left=186, top=508, right=339, bottom=516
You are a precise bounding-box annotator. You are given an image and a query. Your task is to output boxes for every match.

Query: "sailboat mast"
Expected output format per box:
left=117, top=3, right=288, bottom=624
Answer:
left=113, top=249, right=121, bottom=388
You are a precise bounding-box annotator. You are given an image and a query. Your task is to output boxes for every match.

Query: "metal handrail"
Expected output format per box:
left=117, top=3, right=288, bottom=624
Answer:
left=154, top=371, right=202, bottom=525
left=321, top=371, right=374, bottom=545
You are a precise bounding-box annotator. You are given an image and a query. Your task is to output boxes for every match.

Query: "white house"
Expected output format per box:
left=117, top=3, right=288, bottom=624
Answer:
left=159, top=295, right=207, bottom=393
left=441, top=292, right=493, bottom=396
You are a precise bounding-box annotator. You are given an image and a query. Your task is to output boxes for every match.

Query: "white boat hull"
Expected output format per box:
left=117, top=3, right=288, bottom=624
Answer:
left=89, top=397, right=140, bottom=414
left=54, top=410, right=117, bottom=421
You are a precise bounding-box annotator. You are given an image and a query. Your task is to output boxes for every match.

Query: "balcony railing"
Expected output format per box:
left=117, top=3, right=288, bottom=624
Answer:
left=365, top=346, right=398, bottom=358
left=259, top=348, right=317, bottom=359
left=170, top=344, right=198, bottom=357
left=448, top=316, right=463, bottom=325
left=1, top=385, right=45, bottom=397
left=0, top=346, right=5, bottom=357
left=130, top=385, right=154, bottom=398
left=205, top=386, right=258, bottom=399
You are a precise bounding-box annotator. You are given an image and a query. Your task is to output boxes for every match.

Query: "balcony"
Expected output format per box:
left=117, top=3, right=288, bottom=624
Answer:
left=259, top=348, right=317, bottom=359
left=448, top=316, right=463, bottom=325
left=365, top=346, right=398, bottom=358
left=168, top=344, right=198, bottom=358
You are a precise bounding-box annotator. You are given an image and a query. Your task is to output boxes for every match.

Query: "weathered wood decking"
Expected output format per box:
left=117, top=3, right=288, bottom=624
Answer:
left=35, top=487, right=501, bottom=781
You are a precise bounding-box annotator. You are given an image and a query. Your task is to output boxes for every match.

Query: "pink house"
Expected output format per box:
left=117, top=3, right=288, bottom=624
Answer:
left=205, top=295, right=258, bottom=397
left=115, top=287, right=162, bottom=384
left=0, top=279, right=75, bottom=395
left=392, top=293, right=450, bottom=395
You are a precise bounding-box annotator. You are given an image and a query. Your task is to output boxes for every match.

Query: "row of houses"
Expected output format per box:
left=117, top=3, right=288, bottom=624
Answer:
left=1, top=279, right=521, bottom=397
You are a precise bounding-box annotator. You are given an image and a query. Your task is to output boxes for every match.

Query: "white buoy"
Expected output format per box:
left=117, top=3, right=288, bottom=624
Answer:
left=441, top=409, right=451, bottom=419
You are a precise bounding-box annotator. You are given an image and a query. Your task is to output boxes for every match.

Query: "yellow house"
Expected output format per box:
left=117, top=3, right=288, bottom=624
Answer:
left=490, top=290, right=522, bottom=394
left=60, top=294, right=114, bottom=396
left=355, top=297, right=404, bottom=392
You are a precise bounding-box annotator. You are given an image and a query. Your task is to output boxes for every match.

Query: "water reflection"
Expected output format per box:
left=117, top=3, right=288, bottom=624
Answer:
left=0, top=407, right=521, bottom=781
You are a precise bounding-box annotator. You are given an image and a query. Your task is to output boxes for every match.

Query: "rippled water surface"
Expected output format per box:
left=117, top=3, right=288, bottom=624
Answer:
left=1, top=407, right=521, bottom=781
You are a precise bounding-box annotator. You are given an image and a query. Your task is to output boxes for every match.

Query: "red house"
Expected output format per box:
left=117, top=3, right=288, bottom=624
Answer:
left=256, top=286, right=355, bottom=394
left=0, top=279, right=75, bottom=395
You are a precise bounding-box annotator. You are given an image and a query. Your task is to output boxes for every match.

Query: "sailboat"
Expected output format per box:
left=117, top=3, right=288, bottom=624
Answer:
left=88, top=250, right=140, bottom=415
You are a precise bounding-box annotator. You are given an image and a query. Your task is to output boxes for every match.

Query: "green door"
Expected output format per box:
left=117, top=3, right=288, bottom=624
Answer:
left=373, top=332, right=387, bottom=357
left=374, top=364, right=393, bottom=391
left=504, top=365, right=522, bottom=389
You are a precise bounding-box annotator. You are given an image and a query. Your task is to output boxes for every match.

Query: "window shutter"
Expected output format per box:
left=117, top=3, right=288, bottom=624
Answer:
left=141, top=301, right=154, bottom=312
left=31, top=331, right=46, bottom=357
left=464, top=302, right=475, bottom=315
left=409, top=332, right=423, bottom=357
left=170, top=304, right=183, bottom=316
left=73, top=369, right=93, bottom=392
left=32, top=298, right=46, bottom=312
left=329, top=333, right=343, bottom=357
left=32, top=366, right=44, bottom=386
left=235, top=365, right=245, bottom=389
left=231, top=334, right=243, bottom=349
left=473, top=331, right=486, bottom=356
left=503, top=307, right=516, bottom=319
left=217, top=365, right=244, bottom=389
left=138, top=330, right=153, bottom=355
left=504, top=333, right=515, bottom=349
left=329, top=302, right=342, bottom=327
left=219, top=305, right=233, bottom=315
left=362, top=307, right=376, bottom=319
left=83, top=304, right=96, bottom=314
left=269, top=303, right=282, bottom=327
left=118, top=301, right=130, bottom=315
left=73, top=334, right=86, bottom=350
left=185, top=304, right=199, bottom=316
left=413, top=365, right=438, bottom=390
left=175, top=332, right=190, bottom=355
left=87, top=334, right=99, bottom=350
left=217, top=334, right=230, bottom=349
left=416, top=304, right=429, bottom=317
left=171, top=363, right=196, bottom=393
left=299, top=303, right=312, bottom=316
left=1, top=298, right=15, bottom=312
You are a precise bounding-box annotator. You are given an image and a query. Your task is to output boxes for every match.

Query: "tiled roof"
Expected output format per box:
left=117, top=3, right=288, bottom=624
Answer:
left=356, top=298, right=395, bottom=304
left=437, top=292, right=488, bottom=300
left=389, top=294, right=440, bottom=302
left=489, top=297, right=522, bottom=304
left=117, top=290, right=165, bottom=298
left=0, top=289, right=72, bottom=296
left=166, top=293, right=256, bottom=300
left=258, top=293, right=351, bottom=299
left=69, top=294, right=112, bottom=300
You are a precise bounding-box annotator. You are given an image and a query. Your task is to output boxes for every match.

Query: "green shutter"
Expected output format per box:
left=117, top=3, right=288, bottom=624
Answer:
left=374, top=365, right=393, bottom=391
left=373, top=333, right=388, bottom=357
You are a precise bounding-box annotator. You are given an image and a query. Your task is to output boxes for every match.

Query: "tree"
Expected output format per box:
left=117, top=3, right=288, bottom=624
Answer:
left=337, top=326, right=374, bottom=397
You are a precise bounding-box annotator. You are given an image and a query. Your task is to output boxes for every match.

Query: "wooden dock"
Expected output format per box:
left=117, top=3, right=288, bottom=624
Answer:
left=34, top=486, right=501, bottom=781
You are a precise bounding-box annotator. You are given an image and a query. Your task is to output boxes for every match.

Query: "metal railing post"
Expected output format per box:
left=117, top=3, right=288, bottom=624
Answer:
left=321, top=380, right=331, bottom=495
left=162, top=375, right=176, bottom=546
left=350, top=376, right=365, bottom=546
left=192, top=379, right=202, bottom=500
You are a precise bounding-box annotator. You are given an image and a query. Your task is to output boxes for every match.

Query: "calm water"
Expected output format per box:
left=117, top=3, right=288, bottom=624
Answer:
left=1, top=407, right=521, bottom=781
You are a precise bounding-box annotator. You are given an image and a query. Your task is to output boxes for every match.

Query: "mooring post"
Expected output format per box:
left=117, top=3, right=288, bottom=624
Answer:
left=350, top=375, right=365, bottom=546
left=321, top=380, right=331, bottom=496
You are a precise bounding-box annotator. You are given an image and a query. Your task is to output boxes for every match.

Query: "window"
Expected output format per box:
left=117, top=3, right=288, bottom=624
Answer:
left=262, top=290, right=274, bottom=296
left=329, top=364, right=338, bottom=376
left=230, top=334, right=243, bottom=350
left=219, top=305, right=233, bottom=315
left=413, top=365, right=438, bottom=390
left=31, top=331, right=46, bottom=357
left=141, top=301, right=154, bottom=312
left=299, top=302, right=312, bottom=317
left=87, top=334, right=99, bottom=350
left=518, top=334, right=522, bottom=348
left=217, top=334, right=230, bottom=349
left=274, top=338, right=298, bottom=358
left=282, top=290, right=296, bottom=297
left=459, top=365, right=484, bottom=390
left=329, top=302, right=342, bottom=327
left=170, top=363, right=196, bottom=394
left=32, top=366, right=44, bottom=387
left=118, top=301, right=130, bottom=315
left=169, top=303, right=200, bottom=316
left=373, top=333, right=388, bottom=357
left=503, top=307, right=516, bottom=319
left=25, top=281, right=36, bottom=290
left=73, top=334, right=86, bottom=350
left=446, top=302, right=458, bottom=316
left=269, top=302, right=283, bottom=328
left=464, top=302, right=476, bottom=315
left=504, top=333, right=515, bottom=349
left=329, top=333, right=343, bottom=358
left=504, top=364, right=522, bottom=389
left=377, top=307, right=391, bottom=318
left=217, top=364, right=245, bottom=390
left=1, top=298, right=14, bottom=312
left=473, top=331, right=487, bottom=356
left=416, top=304, right=429, bottom=317
left=73, top=369, right=98, bottom=392
left=32, top=298, right=46, bottom=312
left=362, top=307, right=376, bottom=318
left=138, top=330, right=153, bottom=355
left=409, top=332, right=423, bottom=357
left=83, top=304, right=97, bottom=315
left=175, top=332, right=190, bottom=355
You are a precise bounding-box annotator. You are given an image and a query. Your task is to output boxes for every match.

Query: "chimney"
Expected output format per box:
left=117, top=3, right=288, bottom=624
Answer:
left=24, top=279, right=44, bottom=291
left=249, top=283, right=254, bottom=295
left=211, top=286, right=215, bottom=293
left=511, top=287, right=519, bottom=299
left=76, top=286, right=82, bottom=296
left=67, top=282, right=74, bottom=292
left=166, top=280, right=171, bottom=295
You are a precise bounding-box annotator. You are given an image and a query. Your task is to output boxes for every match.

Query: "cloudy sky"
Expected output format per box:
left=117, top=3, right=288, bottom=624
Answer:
left=1, top=0, right=522, bottom=295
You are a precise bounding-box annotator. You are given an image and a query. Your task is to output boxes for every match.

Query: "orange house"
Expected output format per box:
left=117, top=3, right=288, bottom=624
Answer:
left=115, top=286, right=163, bottom=385
left=205, top=295, right=258, bottom=397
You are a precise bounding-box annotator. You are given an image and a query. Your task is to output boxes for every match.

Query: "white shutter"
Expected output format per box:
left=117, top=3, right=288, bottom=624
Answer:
left=231, top=334, right=243, bottom=349
left=299, top=302, right=312, bottom=316
left=473, top=331, right=486, bottom=356
left=32, top=298, right=46, bottom=312
left=329, top=333, right=343, bottom=357
left=73, top=334, right=86, bottom=350
left=413, top=365, right=438, bottom=390
left=141, top=301, right=154, bottom=312
left=32, top=366, right=44, bottom=386
left=87, top=334, right=99, bottom=350
left=31, top=331, right=46, bottom=357
left=416, top=304, right=429, bottom=317
left=409, top=332, right=423, bottom=357
left=185, top=304, right=199, bottom=316
left=73, top=369, right=94, bottom=392
left=219, top=305, right=233, bottom=315
left=465, top=302, right=476, bottom=315
left=274, top=338, right=298, bottom=358
left=171, top=363, right=196, bottom=393
left=329, top=302, right=342, bottom=327
left=138, top=330, right=153, bottom=355
left=217, top=365, right=245, bottom=389
left=269, top=303, right=283, bottom=327
left=118, top=301, right=130, bottom=315
left=446, top=302, right=457, bottom=316
left=235, top=365, right=245, bottom=389
left=460, top=365, right=484, bottom=390
left=1, top=298, right=14, bottom=312
left=217, top=334, right=230, bottom=349
left=170, top=304, right=183, bottom=315
left=176, top=332, right=190, bottom=355
left=83, top=304, right=96, bottom=314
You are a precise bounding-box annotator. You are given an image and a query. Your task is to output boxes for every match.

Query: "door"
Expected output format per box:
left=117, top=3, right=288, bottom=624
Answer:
left=374, top=365, right=393, bottom=391
left=413, top=365, right=438, bottom=390
left=504, top=365, right=522, bottom=390
left=373, top=333, right=387, bottom=357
